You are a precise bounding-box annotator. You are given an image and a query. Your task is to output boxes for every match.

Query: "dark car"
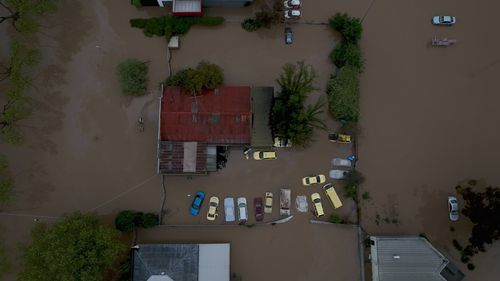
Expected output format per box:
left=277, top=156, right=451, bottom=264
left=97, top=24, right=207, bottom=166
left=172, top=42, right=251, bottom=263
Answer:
left=254, top=197, right=264, bottom=221
left=189, top=191, right=205, bottom=216
left=285, top=27, right=293, bottom=44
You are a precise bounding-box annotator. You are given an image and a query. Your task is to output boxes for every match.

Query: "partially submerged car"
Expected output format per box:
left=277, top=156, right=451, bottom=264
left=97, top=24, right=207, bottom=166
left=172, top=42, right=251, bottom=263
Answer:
left=284, top=0, right=301, bottom=9
left=329, top=133, right=352, bottom=143
left=448, top=196, right=459, bottom=221
left=302, top=174, right=326, bottom=186
left=253, top=151, right=277, bottom=160
left=189, top=191, right=205, bottom=216
left=273, top=137, right=292, bottom=147
left=224, top=197, right=235, bottom=222
left=432, top=16, right=456, bottom=26
left=332, top=158, right=352, bottom=167
left=329, top=170, right=347, bottom=179
left=323, top=183, right=343, bottom=209
left=284, top=10, right=301, bottom=20
left=295, top=195, right=308, bottom=212
left=311, top=193, right=325, bottom=218
left=206, top=196, right=219, bottom=221
left=285, top=27, right=293, bottom=45
left=254, top=197, right=264, bottom=221
left=264, top=192, right=273, bottom=214
left=237, top=197, right=248, bottom=222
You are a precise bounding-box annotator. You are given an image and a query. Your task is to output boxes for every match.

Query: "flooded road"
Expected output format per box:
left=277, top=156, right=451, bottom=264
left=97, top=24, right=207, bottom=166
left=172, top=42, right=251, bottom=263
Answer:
left=1, top=0, right=499, bottom=280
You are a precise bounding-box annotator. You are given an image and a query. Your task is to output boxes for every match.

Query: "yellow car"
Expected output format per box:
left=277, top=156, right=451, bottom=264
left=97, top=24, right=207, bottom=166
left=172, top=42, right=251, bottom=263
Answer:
left=302, top=174, right=326, bottom=186
left=264, top=192, right=273, bottom=214
left=253, top=151, right=277, bottom=160
left=206, top=196, right=219, bottom=221
left=311, top=193, right=325, bottom=218
left=328, top=133, right=352, bottom=143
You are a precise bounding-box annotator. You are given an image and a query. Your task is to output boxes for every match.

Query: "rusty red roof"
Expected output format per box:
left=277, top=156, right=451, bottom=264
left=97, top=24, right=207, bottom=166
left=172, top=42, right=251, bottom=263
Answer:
left=160, top=86, right=252, bottom=144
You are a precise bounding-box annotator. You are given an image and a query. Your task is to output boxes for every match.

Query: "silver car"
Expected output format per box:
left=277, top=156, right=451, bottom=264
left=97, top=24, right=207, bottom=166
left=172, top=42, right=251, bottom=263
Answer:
left=224, top=197, right=235, bottom=222
left=237, top=197, right=248, bottom=222
left=448, top=196, right=459, bottom=221
left=432, top=16, right=456, bottom=26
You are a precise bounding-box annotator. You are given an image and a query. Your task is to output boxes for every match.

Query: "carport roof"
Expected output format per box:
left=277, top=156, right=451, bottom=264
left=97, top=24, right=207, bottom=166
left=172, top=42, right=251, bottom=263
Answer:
left=251, top=87, right=274, bottom=147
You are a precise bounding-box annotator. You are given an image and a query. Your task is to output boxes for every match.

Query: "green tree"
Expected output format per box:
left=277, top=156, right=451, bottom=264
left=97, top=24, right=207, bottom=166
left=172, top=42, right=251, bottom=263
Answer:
left=0, top=0, right=59, bottom=33
left=456, top=183, right=500, bottom=257
left=0, top=155, right=14, bottom=203
left=18, top=213, right=124, bottom=281
left=197, top=61, right=224, bottom=89
left=0, top=239, right=9, bottom=278
left=327, top=65, right=360, bottom=121
left=116, top=59, right=148, bottom=96
left=328, top=13, right=363, bottom=44
left=165, top=62, right=224, bottom=95
left=330, top=41, right=363, bottom=70
left=271, top=62, right=326, bottom=146
left=115, top=210, right=159, bottom=233
left=139, top=212, right=159, bottom=228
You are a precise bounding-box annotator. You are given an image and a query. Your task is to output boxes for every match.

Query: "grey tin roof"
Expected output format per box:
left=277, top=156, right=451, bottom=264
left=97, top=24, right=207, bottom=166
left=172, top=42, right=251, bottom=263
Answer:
left=250, top=87, right=273, bottom=147
left=370, top=236, right=452, bottom=281
left=132, top=244, right=199, bottom=281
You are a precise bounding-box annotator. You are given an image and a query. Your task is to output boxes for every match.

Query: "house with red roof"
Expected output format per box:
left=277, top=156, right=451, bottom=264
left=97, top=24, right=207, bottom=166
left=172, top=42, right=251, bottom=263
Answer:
left=157, top=86, right=273, bottom=175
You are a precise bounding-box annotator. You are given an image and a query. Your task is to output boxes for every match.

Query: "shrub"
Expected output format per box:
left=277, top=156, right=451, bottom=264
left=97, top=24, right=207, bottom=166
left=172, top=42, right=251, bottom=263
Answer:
left=345, top=185, right=358, bottom=200
left=329, top=215, right=345, bottom=224
left=241, top=18, right=260, bottom=32
left=140, top=213, right=159, bottom=228
left=0, top=155, right=13, bottom=203
left=117, top=59, right=148, bottom=96
left=361, top=191, right=371, bottom=200
left=330, top=41, right=364, bottom=70
left=344, top=169, right=365, bottom=188
left=327, top=65, right=360, bottom=121
left=329, top=13, right=363, bottom=44
left=467, top=263, right=475, bottom=271
left=461, top=254, right=470, bottom=263
left=130, top=16, right=225, bottom=40
left=115, top=210, right=137, bottom=232
left=131, top=0, right=142, bottom=8
left=453, top=239, right=463, bottom=251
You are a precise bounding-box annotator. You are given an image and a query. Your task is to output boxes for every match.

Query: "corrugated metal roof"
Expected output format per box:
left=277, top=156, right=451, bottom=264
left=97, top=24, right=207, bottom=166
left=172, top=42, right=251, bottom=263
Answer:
left=158, top=141, right=208, bottom=175
left=370, top=236, right=449, bottom=281
left=161, top=86, right=251, bottom=145
left=250, top=87, right=274, bottom=147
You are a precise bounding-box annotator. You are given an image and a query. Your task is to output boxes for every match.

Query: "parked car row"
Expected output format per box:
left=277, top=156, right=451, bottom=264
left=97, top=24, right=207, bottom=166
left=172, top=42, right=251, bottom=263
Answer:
left=283, top=0, right=301, bottom=20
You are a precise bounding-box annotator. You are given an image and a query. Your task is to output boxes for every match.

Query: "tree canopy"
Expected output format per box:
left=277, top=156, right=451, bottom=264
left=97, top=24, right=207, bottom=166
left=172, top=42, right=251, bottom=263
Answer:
left=115, top=210, right=159, bottom=232
left=0, top=0, right=59, bottom=33
left=270, top=62, right=326, bottom=146
left=18, top=213, right=125, bottom=281
left=116, top=59, right=148, bottom=96
left=165, top=61, right=224, bottom=95
left=327, top=65, right=360, bottom=122
left=457, top=182, right=500, bottom=253
left=0, top=155, right=14, bottom=203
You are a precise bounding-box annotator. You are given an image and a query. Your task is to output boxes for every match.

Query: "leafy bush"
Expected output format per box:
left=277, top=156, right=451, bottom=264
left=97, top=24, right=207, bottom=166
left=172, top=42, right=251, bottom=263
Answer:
left=115, top=210, right=137, bottom=232
left=131, top=0, right=142, bottom=8
left=116, top=59, right=148, bottom=96
left=130, top=16, right=225, bottom=40
left=361, top=191, right=371, bottom=200
left=330, top=41, right=363, bottom=70
left=329, top=13, right=363, bottom=44
left=0, top=155, right=13, bottom=203
left=345, top=185, right=358, bottom=200
left=453, top=239, right=463, bottom=251
left=327, top=65, right=360, bottom=121
left=115, top=211, right=159, bottom=232
left=467, top=263, right=475, bottom=271
left=344, top=170, right=365, bottom=187
left=165, top=62, right=224, bottom=95
left=241, top=18, right=260, bottom=32
left=329, top=215, right=345, bottom=224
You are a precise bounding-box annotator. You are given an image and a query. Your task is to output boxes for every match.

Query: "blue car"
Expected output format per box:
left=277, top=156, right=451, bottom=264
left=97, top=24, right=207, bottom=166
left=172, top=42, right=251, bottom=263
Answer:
left=189, top=191, right=205, bottom=216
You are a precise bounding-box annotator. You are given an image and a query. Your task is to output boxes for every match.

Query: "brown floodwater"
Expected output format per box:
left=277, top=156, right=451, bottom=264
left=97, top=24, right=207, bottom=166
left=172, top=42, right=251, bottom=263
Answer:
left=1, top=0, right=499, bottom=280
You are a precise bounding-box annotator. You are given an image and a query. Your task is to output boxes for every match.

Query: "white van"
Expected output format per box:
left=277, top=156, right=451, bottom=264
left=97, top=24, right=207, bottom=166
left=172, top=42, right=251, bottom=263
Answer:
left=224, top=197, right=235, bottom=222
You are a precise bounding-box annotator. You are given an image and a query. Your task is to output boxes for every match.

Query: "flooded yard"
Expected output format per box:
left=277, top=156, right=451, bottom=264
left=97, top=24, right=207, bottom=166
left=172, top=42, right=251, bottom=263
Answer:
left=1, top=0, right=499, bottom=280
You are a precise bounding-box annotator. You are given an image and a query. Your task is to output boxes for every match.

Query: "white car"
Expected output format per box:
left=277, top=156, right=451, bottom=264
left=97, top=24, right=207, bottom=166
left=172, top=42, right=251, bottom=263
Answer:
left=224, top=197, right=235, bottom=222
left=432, top=16, right=456, bottom=26
left=284, top=10, right=301, bottom=19
left=448, top=196, right=459, bottom=221
left=329, top=169, right=347, bottom=179
left=284, top=0, right=301, bottom=9
left=264, top=192, right=273, bottom=214
left=237, top=197, right=248, bottom=222
left=332, top=158, right=352, bottom=167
